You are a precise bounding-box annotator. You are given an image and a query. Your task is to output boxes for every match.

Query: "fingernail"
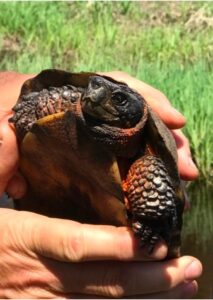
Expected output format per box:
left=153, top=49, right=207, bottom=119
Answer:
left=185, top=260, right=202, bottom=281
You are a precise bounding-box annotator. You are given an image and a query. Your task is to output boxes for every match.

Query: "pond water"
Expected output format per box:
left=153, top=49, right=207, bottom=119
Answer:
left=182, top=183, right=213, bottom=299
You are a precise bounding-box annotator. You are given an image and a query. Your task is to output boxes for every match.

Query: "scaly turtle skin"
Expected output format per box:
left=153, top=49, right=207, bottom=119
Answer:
left=10, top=69, right=185, bottom=258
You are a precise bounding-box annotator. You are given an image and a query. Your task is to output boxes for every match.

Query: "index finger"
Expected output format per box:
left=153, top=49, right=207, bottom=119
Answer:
left=172, top=129, right=199, bottom=180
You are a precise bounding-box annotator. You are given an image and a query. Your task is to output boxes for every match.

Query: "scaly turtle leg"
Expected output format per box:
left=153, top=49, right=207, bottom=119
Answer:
left=123, top=155, right=179, bottom=256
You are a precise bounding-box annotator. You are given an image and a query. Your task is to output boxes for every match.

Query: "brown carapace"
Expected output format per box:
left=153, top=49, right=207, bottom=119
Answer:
left=10, top=69, right=185, bottom=259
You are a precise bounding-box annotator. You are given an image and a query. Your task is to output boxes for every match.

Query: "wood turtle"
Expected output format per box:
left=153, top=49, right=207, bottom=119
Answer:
left=9, top=69, right=185, bottom=258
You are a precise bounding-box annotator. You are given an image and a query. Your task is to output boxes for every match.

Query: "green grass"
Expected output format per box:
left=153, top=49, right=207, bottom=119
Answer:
left=0, top=1, right=212, bottom=182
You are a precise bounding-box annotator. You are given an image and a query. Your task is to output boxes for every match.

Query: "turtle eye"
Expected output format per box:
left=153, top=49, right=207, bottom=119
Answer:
left=112, top=92, right=128, bottom=106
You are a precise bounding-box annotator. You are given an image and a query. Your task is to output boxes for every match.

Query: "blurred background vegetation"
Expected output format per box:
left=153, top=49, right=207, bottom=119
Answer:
left=0, top=1, right=212, bottom=182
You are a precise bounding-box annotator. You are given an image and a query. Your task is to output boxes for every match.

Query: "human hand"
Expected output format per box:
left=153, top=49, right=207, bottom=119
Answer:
left=0, top=208, right=202, bottom=298
left=0, top=71, right=202, bottom=298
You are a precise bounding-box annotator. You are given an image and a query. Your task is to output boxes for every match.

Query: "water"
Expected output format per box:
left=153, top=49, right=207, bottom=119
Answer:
left=182, top=183, right=213, bottom=299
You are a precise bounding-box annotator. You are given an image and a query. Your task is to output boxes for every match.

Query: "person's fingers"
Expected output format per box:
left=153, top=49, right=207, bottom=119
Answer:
left=125, top=280, right=198, bottom=299
left=29, top=256, right=202, bottom=297
left=100, top=71, right=186, bottom=129
left=172, top=129, right=199, bottom=180
left=153, top=280, right=198, bottom=299
left=19, top=212, right=167, bottom=261
left=0, top=113, right=19, bottom=196
left=27, top=281, right=197, bottom=299
left=0, top=209, right=202, bottom=298
left=3, top=281, right=197, bottom=299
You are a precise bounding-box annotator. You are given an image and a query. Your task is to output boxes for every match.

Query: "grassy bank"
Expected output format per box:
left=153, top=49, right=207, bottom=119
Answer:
left=0, top=1, right=212, bottom=182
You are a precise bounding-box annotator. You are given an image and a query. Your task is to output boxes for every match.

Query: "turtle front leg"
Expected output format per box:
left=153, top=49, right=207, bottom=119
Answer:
left=123, top=155, right=180, bottom=257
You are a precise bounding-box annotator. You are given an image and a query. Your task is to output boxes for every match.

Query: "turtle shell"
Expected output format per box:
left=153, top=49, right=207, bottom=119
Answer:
left=10, top=69, right=185, bottom=258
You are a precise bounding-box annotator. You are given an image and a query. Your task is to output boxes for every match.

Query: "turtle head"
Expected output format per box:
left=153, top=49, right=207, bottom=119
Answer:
left=81, top=76, right=144, bottom=128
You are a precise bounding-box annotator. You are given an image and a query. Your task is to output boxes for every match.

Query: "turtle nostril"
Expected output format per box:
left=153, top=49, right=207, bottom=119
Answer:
left=83, top=88, right=106, bottom=105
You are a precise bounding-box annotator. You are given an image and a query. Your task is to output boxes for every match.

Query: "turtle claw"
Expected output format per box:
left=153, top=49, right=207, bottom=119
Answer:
left=148, top=235, right=160, bottom=253
left=132, top=220, right=160, bottom=253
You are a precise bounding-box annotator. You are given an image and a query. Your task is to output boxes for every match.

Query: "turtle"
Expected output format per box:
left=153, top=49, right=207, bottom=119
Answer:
left=9, top=69, right=185, bottom=259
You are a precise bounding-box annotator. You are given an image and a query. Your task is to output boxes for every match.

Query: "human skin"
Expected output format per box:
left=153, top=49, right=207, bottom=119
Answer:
left=0, top=71, right=202, bottom=298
